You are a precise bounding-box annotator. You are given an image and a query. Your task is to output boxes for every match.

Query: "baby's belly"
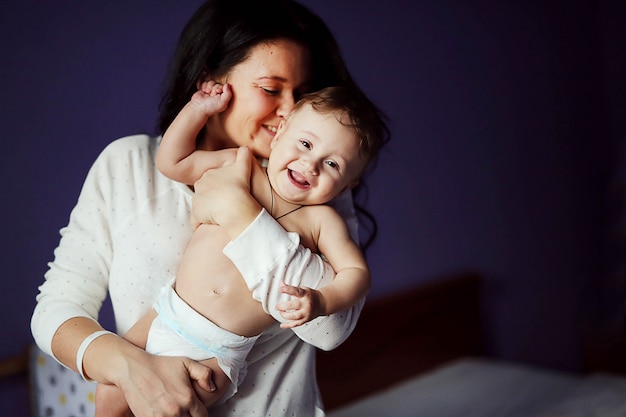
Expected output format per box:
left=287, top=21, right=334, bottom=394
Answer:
left=173, top=224, right=274, bottom=337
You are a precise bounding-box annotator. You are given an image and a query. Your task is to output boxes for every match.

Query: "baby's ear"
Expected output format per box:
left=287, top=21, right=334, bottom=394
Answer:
left=270, top=120, right=286, bottom=148
left=343, top=179, right=360, bottom=193
left=276, top=119, right=286, bottom=133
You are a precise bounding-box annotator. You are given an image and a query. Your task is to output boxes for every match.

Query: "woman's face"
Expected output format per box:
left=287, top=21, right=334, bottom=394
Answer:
left=204, top=39, right=311, bottom=159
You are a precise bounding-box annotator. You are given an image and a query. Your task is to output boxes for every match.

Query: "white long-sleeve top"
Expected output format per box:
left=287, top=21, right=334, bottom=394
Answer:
left=31, top=135, right=364, bottom=416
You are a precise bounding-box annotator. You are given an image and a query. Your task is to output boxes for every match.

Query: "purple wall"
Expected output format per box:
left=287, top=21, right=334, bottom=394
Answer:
left=2, top=0, right=624, bottom=414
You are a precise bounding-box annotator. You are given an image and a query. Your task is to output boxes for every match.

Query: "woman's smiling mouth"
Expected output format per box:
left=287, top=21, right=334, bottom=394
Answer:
left=264, top=124, right=278, bottom=134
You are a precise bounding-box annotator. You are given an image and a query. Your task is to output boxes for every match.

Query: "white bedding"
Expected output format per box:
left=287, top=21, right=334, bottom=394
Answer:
left=327, top=359, right=626, bottom=417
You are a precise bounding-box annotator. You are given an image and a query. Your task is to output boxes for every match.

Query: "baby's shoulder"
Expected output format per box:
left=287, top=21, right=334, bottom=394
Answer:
left=304, top=203, right=338, bottom=217
left=296, top=204, right=344, bottom=233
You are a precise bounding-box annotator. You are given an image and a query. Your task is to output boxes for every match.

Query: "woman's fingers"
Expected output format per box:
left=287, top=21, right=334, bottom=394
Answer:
left=191, top=145, right=257, bottom=235
left=121, top=355, right=210, bottom=417
left=186, top=359, right=216, bottom=393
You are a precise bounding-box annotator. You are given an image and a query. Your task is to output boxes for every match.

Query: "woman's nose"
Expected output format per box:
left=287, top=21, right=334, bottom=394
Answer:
left=276, top=93, right=296, bottom=118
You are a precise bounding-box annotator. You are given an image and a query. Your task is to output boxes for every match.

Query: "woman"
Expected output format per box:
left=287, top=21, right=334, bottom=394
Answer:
left=31, top=0, right=381, bottom=416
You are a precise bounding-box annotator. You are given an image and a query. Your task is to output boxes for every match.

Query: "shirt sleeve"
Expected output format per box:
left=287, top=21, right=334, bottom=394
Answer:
left=223, top=203, right=364, bottom=351
left=31, top=143, right=116, bottom=358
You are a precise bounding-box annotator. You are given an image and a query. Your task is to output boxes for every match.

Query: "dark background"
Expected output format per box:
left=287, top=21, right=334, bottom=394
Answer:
left=2, top=0, right=624, bottom=413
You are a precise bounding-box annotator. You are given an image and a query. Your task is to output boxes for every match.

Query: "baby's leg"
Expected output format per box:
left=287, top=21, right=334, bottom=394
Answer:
left=94, top=383, right=133, bottom=417
left=94, top=309, right=157, bottom=417
left=124, top=308, right=157, bottom=348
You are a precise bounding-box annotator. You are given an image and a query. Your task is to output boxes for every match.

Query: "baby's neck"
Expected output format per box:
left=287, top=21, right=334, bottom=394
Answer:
left=257, top=167, right=303, bottom=220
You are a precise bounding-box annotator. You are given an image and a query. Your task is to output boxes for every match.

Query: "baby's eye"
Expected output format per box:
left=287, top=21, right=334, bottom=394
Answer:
left=325, top=160, right=339, bottom=170
left=299, top=140, right=311, bottom=149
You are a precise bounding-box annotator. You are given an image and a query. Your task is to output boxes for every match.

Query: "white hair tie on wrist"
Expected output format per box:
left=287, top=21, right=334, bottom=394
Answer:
left=76, top=330, right=114, bottom=382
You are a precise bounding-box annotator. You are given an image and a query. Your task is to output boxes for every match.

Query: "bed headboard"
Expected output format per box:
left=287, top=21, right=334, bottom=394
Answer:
left=316, top=272, right=483, bottom=410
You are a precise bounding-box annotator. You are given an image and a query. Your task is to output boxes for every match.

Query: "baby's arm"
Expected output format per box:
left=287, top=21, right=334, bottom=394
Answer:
left=276, top=207, right=371, bottom=328
left=156, top=81, right=236, bottom=185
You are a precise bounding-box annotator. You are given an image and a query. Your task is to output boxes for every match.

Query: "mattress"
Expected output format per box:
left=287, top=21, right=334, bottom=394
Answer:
left=327, top=358, right=626, bottom=417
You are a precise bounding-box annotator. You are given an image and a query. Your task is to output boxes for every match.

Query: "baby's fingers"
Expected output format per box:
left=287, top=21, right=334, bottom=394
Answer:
left=278, top=311, right=307, bottom=329
left=280, top=320, right=305, bottom=329
left=279, top=282, right=306, bottom=297
left=200, top=80, right=216, bottom=92
left=275, top=300, right=294, bottom=313
left=220, top=83, right=232, bottom=101
left=209, top=83, right=223, bottom=96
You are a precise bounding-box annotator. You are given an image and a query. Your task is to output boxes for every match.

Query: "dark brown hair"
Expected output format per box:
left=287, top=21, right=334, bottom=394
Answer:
left=157, top=0, right=356, bottom=135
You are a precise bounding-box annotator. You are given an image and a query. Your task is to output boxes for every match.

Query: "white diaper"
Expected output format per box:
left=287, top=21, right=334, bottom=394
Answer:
left=146, top=280, right=259, bottom=403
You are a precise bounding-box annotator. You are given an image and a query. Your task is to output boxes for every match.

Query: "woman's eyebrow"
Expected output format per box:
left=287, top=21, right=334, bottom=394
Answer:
left=258, top=75, right=288, bottom=82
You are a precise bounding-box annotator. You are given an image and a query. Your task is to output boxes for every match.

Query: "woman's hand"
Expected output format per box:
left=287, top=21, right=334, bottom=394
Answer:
left=118, top=353, right=215, bottom=417
left=71, top=320, right=216, bottom=417
left=191, top=146, right=262, bottom=239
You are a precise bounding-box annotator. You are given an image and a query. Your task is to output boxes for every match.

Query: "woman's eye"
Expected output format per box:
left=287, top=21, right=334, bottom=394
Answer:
left=262, top=87, right=279, bottom=96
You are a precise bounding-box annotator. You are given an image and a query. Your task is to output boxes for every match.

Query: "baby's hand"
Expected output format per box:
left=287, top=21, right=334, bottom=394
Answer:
left=191, top=80, right=232, bottom=115
left=276, top=282, right=325, bottom=329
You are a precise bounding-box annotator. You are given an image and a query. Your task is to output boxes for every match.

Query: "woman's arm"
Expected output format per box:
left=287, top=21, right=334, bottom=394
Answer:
left=32, top=138, right=214, bottom=417
left=192, top=147, right=364, bottom=350
left=54, top=317, right=213, bottom=417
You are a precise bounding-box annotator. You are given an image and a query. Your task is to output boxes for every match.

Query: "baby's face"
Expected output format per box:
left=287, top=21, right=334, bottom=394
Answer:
left=266, top=104, right=366, bottom=206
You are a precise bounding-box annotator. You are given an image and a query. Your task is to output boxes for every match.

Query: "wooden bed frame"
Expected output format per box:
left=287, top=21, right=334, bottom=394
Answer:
left=316, top=272, right=484, bottom=410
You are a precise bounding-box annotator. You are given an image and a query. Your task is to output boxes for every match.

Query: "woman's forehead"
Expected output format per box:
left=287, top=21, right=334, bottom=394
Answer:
left=232, top=39, right=311, bottom=83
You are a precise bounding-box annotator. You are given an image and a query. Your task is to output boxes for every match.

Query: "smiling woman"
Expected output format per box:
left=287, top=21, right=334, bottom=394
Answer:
left=29, top=1, right=382, bottom=416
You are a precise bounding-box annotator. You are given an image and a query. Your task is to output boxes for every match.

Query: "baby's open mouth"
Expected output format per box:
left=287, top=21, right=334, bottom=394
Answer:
left=289, top=170, right=310, bottom=186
